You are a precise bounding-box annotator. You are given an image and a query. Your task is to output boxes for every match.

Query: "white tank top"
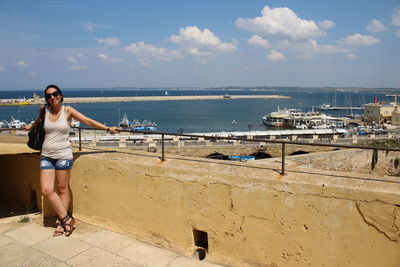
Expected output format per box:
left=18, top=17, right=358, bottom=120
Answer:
left=41, top=105, right=73, bottom=160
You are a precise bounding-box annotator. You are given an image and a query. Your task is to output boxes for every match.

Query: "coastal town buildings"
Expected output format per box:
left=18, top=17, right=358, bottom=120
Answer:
left=364, top=103, right=399, bottom=124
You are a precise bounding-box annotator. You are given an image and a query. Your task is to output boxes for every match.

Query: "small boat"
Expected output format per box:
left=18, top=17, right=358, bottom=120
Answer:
left=118, top=113, right=131, bottom=129
left=0, top=120, right=9, bottom=128
left=229, top=156, right=255, bottom=161
left=70, top=118, right=80, bottom=127
left=9, top=116, right=26, bottom=128
left=131, top=119, right=157, bottom=131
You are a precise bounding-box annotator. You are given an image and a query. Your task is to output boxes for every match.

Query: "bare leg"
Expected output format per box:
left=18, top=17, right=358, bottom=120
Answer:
left=55, top=169, right=71, bottom=211
left=40, top=169, right=68, bottom=236
left=40, top=169, right=68, bottom=217
left=55, top=169, right=75, bottom=236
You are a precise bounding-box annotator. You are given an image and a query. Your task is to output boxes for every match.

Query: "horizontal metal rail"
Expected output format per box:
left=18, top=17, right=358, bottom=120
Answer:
left=2, top=127, right=400, bottom=175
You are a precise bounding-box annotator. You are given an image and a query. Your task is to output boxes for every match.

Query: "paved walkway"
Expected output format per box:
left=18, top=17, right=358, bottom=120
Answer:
left=0, top=214, right=224, bottom=267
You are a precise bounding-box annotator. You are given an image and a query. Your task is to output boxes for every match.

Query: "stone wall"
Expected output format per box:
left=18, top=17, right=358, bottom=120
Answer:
left=69, top=149, right=400, bottom=267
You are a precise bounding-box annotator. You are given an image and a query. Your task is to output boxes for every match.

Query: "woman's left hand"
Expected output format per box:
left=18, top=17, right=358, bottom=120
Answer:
left=108, top=126, right=118, bottom=134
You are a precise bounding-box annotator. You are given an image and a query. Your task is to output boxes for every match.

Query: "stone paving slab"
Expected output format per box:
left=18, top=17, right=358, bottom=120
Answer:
left=65, top=247, right=136, bottom=266
left=0, top=241, right=46, bottom=266
left=65, top=220, right=100, bottom=240
left=20, top=255, right=69, bottom=267
left=0, top=233, right=14, bottom=246
left=82, top=229, right=135, bottom=253
left=117, top=239, right=179, bottom=266
left=32, top=235, right=92, bottom=261
left=4, top=223, right=53, bottom=246
left=0, top=216, right=225, bottom=267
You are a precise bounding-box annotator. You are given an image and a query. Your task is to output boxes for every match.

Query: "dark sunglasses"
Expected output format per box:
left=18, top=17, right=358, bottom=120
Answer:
left=45, top=91, right=61, bottom=99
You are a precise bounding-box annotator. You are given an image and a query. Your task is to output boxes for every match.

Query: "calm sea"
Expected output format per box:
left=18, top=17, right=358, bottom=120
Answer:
left=0, top=88, right=392, bottom=133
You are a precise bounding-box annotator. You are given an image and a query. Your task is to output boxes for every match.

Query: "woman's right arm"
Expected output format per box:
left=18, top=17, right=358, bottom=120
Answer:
left=24, top=106, right=45, bottom=131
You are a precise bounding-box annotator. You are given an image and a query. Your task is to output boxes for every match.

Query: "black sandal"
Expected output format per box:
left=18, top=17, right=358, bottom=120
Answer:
left=61, top=214, right=76, bottom=237
left=53, top=218, right=64, bottom=237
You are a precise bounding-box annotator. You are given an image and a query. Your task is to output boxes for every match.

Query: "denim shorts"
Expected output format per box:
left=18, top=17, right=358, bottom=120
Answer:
left=40, top=156, right=74, bottom=170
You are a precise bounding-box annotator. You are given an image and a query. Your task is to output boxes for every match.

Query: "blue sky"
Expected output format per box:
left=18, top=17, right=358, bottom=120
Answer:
left=0, top=0, right=399, bottom=90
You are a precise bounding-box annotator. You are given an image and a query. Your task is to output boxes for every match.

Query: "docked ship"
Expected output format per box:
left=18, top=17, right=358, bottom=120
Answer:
left=119, top=113, right=157, bottom=131
left=262, top=107, right=343, bottom=129
left=0, top=98, right=30, bottom=106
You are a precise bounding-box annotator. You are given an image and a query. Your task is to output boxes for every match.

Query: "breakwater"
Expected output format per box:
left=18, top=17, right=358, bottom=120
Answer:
left=23, top=94, right=289, bottom=104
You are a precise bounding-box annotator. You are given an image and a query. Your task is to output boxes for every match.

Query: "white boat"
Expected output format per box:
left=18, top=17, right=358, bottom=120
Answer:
left=0, top=120, right=9, bottom=128
left=262, top=107, right=339, bottom=129
left=70, top=118, right=80, bottom=127
left=131, top=119, right=157, bottom=131
left=262, top=107, right=296, bottom=127
left=9, top=116, right=26, bottom=128
left=118, top=113, right=131, bottom=129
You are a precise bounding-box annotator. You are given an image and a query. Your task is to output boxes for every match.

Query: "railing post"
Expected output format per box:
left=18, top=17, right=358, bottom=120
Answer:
left=161, top=133, right=165, bottom=161
left=371, top=148, right=378, bottom=170
left=281, top=142, right=285, bottom=175
left=78, top=127, right=82, bottom=151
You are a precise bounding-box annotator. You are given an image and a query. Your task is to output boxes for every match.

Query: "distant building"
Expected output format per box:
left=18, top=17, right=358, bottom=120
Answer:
left=364, top=103, right=397, bottom=124
left=32, top=93, right=42, bottom=104
left=391, top=106, right=400, bottom=125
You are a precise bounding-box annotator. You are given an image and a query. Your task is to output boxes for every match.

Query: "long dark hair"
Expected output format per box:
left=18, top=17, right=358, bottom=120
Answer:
left=44, top=84, right=64, bottom=105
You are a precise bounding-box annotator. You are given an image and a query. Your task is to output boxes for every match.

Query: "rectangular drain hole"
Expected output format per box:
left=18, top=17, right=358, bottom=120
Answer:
left=193, top=229, right=208, bottom=251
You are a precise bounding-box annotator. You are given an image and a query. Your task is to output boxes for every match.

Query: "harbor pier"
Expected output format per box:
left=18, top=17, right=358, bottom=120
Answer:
left=0, top=94, right=291, bottom=105
left=28, top=94, right=290, bottom=104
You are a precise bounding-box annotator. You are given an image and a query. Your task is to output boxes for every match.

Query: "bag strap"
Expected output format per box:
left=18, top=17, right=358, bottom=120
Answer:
left=39, top=105, right=46, bottom=122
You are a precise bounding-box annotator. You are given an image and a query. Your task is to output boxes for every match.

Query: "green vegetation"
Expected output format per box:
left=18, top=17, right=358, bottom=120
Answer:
left=18, top=215, right=30, bottom=223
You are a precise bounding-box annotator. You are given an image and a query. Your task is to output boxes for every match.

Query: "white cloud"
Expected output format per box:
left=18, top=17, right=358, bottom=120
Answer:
left=235, top=5, right=326, bottom=40
left=247, top=35, right=270, bottom=48
left=0, top=66, right=5, bottom=71
left=86, top=23, right=94, bottom=32
left=317, top=44, right=350, bottom=54
left=14, top=61, right=29, bottom=67
left=266, top=50, right=285, bottom=61
left=337, top=33, right=380, bottom=46
left=66, top=53, right=82, bottom=64
left=318, top=20, right=335, bottom=29
left=66, top=56, right=78, bottom=64
left=97, top=53, right=124, bottom=63
left=169, top=26, right=237, bottom=56
left=278, top=39, right=350, bottom=58
left=392, top=7, right=400, bottom=26
left=96, top=37, right=120, bottom=46
left=125, top=41, right=182, bottom=63
left=367, top=19, right=388, bottom=33
left=346, top=53, right=358, bottom=60
left=67, top=65, right=88, bottom=71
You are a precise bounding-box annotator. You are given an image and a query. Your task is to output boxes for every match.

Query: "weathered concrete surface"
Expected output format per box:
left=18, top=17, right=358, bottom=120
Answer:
left=1, top=143, right=400, bottom=266
left=0, top=214, right=221, bottom=266
left=291, top=148, right=400, bottom=176
left=71, top=148, right=400, bottom=266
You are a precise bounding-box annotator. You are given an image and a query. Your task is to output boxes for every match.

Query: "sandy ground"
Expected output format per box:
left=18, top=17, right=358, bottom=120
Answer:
left=0, top=132, right=28, bottom=144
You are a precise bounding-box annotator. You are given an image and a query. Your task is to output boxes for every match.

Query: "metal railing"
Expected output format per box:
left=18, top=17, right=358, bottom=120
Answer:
left=2, top=127, right=400, bottom=175
left=74, top=127, right=400, bottom=175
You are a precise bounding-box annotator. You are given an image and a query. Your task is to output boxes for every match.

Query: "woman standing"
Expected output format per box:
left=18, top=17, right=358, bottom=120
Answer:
left=25, top=85, right=118, bottom=236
